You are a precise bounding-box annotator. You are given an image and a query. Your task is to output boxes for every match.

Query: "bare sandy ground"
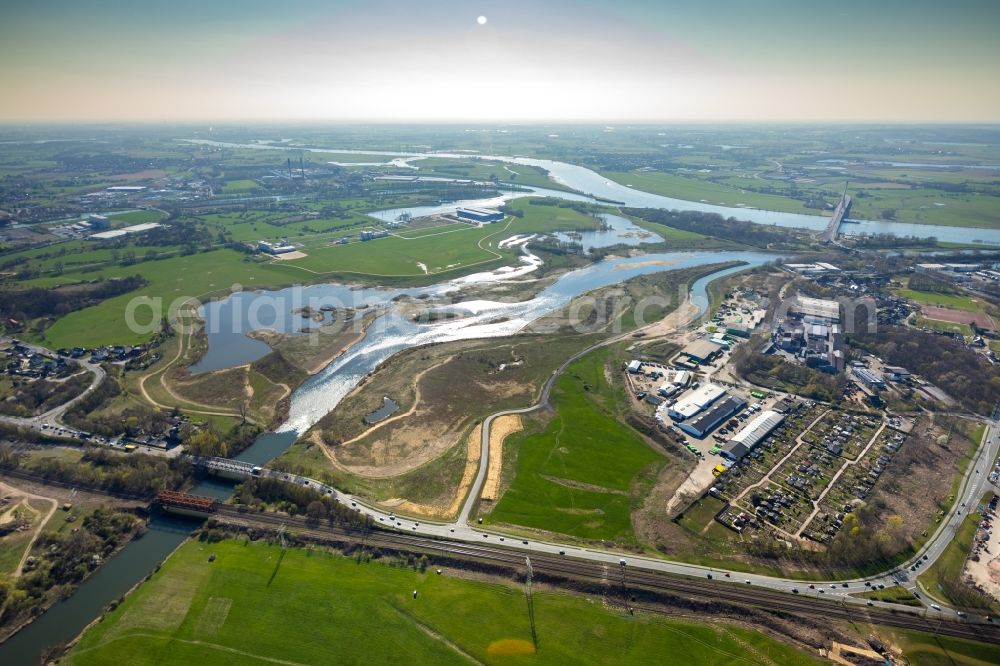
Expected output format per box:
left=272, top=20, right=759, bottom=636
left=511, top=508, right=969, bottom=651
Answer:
left=964, top=513, right=1000, bottom=602
left=665, top=455, right=720, bottom=517
left=613, top=258, right=677, bottom=271
left=382, top=424, right=483, bottom=520
left=640, top=298, right=700, bottom=339
left=272, top=250, right=308, bottom=261
left=480, top=414, right=522, bottom=501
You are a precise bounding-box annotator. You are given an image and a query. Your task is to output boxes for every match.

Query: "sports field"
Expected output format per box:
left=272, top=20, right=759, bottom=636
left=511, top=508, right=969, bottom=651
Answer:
left=487, top=347, right=666, bottom=542
left=920, top=306, right=995, bottom=330
left=64, top=538, right=824, bottom=666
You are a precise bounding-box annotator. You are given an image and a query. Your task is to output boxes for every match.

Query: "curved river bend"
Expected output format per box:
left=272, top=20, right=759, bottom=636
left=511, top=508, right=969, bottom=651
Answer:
left=184, top=139, right=1000, bottom=246
left=0, top=243, right=771, bottom=664
left=8, top=137, right=995, bottom=663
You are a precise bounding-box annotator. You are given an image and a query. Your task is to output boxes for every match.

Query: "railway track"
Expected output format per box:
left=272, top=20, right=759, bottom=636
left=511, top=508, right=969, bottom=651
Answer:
left=211, top=506, right=1000, bottom=643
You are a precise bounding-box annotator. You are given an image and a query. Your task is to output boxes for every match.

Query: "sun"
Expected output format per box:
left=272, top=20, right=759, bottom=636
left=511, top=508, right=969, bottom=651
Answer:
left=477, top=15, right=487, bottom=26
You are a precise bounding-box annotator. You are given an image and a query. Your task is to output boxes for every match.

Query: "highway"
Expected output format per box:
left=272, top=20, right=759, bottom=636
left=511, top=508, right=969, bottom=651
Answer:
left=208, top=503, right=1000, bottom=644
left=201, top=416, right=999, bottom=628
left=183, top=280, right=1000, bottom=625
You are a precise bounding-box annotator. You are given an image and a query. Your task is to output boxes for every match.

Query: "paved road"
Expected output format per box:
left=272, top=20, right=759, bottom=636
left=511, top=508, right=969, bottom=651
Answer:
left=221, top=286, right=1000, bottom=625
left=0, top=339, right=106, bottom=438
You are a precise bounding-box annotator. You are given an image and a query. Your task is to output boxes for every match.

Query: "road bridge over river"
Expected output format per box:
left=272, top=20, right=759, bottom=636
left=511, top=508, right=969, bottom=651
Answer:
left=822, top=190, right=852, bottom=243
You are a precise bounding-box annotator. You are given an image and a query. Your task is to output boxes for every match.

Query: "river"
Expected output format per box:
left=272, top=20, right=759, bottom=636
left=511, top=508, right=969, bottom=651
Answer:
left=183, top=139, right=1000, bottom=246
left=1, top=137, right=990, bottom=662
left=0, top=245, right=771, bottom=664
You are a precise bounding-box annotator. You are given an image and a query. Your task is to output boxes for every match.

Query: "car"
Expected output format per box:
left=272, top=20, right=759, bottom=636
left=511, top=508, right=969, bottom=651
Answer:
left=864, top=581, right=871, bottom=587
left=841, top=582, right=849, bottom=588
left=930, top=603, right=942, bottom=611
left=559, top=550, right=565, bottom=555
left=866, top=601, right=874, bottom=607
left=923, top=555, right=929, bottom=561
left=809, top=584, right=815, bottom=589
left=791, top=588, right=799, bottom=593
left=619, top=559, right=627, bottom=566
left=957, top=611, right=966, bottom=617
left=483, top=534, right=488, bottom=538
left=829, top=584, right=836, bottom=588
left=878, top=584, right=885, bottom=589
left=707, top=573, right=713, bottom=579
left=522, top=540, right=528, bottom=545
left=499, top=537, right=505, bottom=541
left=724, top=572, right=730, bottom=578
left=449, top=528, right=454, bottom=532
left=745, top=580, right=751, bottom=585
left=818, top=589, right=825, bottom=594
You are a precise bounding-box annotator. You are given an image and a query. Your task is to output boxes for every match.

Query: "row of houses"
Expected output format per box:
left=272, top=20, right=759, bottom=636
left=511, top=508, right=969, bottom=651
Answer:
left=5, top=343, right=74, bottom=379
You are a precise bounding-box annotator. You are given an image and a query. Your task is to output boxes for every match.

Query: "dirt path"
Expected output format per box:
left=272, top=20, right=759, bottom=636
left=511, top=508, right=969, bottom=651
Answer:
left=0, top=480, right=59, bottom=578
left=382, top=424, right=483, bottom=520
left=136, top=319, right=252, bottom=421
left=480, top=414, right=521, bottom=501
left=325, top=355, right=455, bottom=451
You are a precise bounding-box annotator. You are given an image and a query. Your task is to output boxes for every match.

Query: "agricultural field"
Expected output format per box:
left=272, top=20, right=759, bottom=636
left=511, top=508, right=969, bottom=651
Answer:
left=64, top=538, right=826, bottom=666
left=485, top=346, right=667, bottom=543
left=603, top=170, right=818, bottom=215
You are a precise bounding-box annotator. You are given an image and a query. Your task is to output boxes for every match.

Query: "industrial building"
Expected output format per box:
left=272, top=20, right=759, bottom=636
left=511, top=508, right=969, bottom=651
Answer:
left=679, top=395, right=747, bottom=438
left=88, top=222, right=162, bottom=241
left=851, top=363, right=886, bottom=390
left=789, top=296, right=840, bottom=323
left=258, top=239, right=296, bottom=255
left=721, top=410, right=785, bottom=461
left=667, top=383, right=725, bottom=421
left=456, top=207, right=504, bottom=223
left=656, top=370, right=691, bottom=397
left=678, top=339, right=722, bottom=365
left=360, top=230, right=389, bottom=241
left=726, top=324, right=750, bottom=338
left=783, top=262, right=841, bottom=276
left=87, top=214, right=111, bottom=230
left=626, top=360, right=643, bottom=373
left=883, top=366, right=911, bottom=382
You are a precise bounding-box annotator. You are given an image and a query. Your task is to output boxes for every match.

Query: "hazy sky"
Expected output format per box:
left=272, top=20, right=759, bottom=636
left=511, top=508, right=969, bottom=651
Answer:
left=2, top=0, right=999, bottom=122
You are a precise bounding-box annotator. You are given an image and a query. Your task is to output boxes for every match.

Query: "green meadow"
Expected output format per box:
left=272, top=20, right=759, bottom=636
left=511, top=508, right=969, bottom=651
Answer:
left=36, top=249, right=301, bottom=348
left=65, top=538, right=824, bottom=666
left=16, top=196, right=609, bottom=348
left=603, top=170, right=817, bottom=215
left=487, top=347, right=665, bottom=542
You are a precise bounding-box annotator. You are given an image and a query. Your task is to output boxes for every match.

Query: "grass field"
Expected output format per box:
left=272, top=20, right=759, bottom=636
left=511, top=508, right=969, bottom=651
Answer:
left=603, top=167, right=1000, bottom=229
left=603, top=170, right=816, bottom=215
left=896, top=289, right=987, bottom=312
left=486, top=347, right=666, bottom=543
left=888, top=628, right=1000, bottom=666
left=279, top=198, right=601, bottom=277
left=914, top=316, right=973, bottom=338
left=65, top=538, right=824, bottom=666
left=35, top=249, right=302, bottom=348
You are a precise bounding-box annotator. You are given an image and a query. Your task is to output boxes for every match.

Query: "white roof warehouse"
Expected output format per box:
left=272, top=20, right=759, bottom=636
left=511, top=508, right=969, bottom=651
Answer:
left=667, top=383, right=725, bottom=421
left=721, top=410, right=785, bottom=461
